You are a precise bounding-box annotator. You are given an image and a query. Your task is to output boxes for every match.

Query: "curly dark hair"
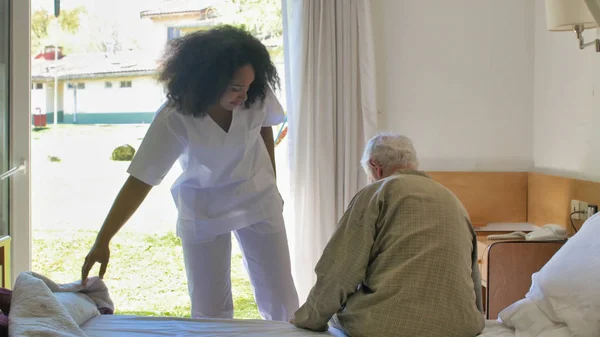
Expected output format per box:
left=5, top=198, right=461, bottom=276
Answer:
left=157, top=25, right=280, bottom=118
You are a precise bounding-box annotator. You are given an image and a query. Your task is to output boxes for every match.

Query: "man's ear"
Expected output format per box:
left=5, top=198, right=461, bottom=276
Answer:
left=369, top=159, right=383, bottom=178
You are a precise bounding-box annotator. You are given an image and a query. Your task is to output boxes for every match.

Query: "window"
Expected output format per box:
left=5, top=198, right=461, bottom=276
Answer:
left=105, top=81, right=112, bottom=88
left=167, top=27, right=181, bottom=41
left=68, top=83, right=85, bottom=89
left=120, top=81, right=132, bottom=88
left=31, top=83, right=42, bottom=90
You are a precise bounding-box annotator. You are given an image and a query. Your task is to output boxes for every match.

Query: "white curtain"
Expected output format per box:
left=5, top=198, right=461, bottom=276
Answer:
left=281, top=0, right=378, bottom=302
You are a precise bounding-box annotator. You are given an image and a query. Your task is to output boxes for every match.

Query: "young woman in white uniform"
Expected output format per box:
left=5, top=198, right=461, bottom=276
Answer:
left=80, top=26, right=299, bottom=321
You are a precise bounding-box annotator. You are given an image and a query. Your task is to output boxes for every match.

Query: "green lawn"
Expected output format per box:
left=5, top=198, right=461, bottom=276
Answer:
left=30, top=124, right=291, bottom=319
left=32, top=230, right=259, bottom=318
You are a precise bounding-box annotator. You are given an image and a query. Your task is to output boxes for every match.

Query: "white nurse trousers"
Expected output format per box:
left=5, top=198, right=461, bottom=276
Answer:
left=181, top=214, right=299, bottom=321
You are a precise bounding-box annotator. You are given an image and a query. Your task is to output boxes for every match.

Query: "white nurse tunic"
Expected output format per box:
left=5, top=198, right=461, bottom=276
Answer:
left=127, top=89, right=286, bottom=242
left=128, top=89, right=298, bottom=321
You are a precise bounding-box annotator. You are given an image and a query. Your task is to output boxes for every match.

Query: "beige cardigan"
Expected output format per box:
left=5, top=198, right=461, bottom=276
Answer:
left=293, top=170, right=485, bottom=337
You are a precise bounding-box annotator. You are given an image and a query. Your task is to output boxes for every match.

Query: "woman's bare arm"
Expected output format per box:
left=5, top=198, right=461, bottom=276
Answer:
left=95, top=175, right=153, bottom=244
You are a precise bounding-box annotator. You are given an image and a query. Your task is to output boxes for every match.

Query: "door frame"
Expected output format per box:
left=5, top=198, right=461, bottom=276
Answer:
left=9, top=0, right=31, bottom=284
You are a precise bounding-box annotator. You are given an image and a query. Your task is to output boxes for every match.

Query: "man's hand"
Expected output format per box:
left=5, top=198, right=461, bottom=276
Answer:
left=289, top=312, right=329, bottom=332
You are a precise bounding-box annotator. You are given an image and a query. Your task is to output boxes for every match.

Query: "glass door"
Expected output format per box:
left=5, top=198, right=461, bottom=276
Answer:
left=0, top=0, right=31, bottom=288
left=0, top=0, right=8, bottom=240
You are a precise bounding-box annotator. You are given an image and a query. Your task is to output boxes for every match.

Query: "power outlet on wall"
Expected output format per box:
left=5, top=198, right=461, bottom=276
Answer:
left=588, top=205, right=599, bottom=218
left=571, top=200, right=580, bottom=220
left=580, top=201, right=588, bottom=220
left=571, top=199, right=589, bottom=220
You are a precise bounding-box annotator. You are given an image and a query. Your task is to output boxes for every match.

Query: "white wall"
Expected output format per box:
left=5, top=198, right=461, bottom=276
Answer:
left=63, top=76, right=165, bottom=114
left=31, top=84, right=46, bottom=115
left=370, top=0, right=535, bottom=171
left=533, top=0, right=600, bottom=181
left=44, top=83, right=64, bottom=113
left=145, top=15, right=205, bottom=54
left=147, top=18, right=171, bottom=53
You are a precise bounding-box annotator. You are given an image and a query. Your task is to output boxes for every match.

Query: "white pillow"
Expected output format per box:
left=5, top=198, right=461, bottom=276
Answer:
left=521, top=213, right=600, bottom=336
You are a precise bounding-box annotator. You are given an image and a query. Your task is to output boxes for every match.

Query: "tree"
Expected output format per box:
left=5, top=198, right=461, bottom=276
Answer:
left=31, top=6, right=86, bottom=55
left=86, top=19, right=125, bottom=53
left=217, top=0, right=283, bottom=39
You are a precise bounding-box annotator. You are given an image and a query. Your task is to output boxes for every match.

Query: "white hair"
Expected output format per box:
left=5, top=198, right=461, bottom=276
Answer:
left=361, top=133, right=419, bottom=174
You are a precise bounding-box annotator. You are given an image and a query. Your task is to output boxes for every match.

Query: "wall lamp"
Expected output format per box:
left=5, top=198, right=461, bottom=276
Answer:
left=546, top=0, right=600, bottom=52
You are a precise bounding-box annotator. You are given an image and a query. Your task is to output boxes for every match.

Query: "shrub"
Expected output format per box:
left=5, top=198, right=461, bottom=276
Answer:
left=111, top=145, right=136, bottom=161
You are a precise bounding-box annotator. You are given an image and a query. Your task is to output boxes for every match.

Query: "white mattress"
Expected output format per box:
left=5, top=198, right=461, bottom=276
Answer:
left=81, top=315, right=514, bottom=337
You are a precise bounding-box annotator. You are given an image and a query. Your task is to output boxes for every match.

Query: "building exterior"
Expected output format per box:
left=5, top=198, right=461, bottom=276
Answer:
left=32, top=49, right=164, bottom=124
left=140, top=0, right=226, bottom=52
left=31, top=0, right=221, bottom=125
left=31, top=0, right=284, bottom=125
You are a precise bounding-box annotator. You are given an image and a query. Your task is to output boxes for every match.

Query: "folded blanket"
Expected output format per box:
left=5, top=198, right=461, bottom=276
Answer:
left=8, top=272, right=114, bottom=337
left=32, top=273, right=114, bottom=317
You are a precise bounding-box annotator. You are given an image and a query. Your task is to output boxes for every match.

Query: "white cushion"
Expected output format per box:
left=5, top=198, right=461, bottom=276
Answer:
left=500, top=212, right=600, bottom=337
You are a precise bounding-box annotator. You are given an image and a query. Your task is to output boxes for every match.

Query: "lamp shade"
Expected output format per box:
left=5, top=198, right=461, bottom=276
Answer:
left=585, top=0, right=600, bottom=26
left=545, top=0, right=598, bottom=31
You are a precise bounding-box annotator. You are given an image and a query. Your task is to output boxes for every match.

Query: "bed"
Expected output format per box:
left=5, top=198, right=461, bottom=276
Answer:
left=79, top=315, right=515, bottom=337
left=3, top=271, right=515, bottom=337
left=82, top=315, right=347, bottom=336
left=6, top=214, right=600, bottom=336
left=4, top=271, right=515, bottom=337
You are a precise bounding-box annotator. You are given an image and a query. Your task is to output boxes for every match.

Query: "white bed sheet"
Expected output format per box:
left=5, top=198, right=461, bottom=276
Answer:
left=82, top=315, right=347, bottom=336
left=82, top=315, right=515, bottom=337
left=480, top=320, right=516, bottom=337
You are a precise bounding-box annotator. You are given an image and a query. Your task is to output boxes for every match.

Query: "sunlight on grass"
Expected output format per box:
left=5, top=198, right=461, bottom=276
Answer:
left=32, top=230, right=260, bottom=319
left=30, top=124, right=280, bottom=320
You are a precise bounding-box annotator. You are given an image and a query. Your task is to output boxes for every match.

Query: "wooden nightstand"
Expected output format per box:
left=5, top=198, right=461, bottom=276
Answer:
left=476, top=238, right=565, bottom=319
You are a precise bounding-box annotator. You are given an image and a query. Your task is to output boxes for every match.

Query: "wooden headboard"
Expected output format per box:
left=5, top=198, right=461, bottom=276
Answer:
left=528, top=172, right=600, bottom=234
left=428, top=172, right=528, bottom=227
left=426, top=171, right=600, bottom=233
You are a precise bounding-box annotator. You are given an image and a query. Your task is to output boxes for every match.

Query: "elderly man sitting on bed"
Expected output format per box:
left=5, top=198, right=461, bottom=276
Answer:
left=290, top=133, right=485, bottom=337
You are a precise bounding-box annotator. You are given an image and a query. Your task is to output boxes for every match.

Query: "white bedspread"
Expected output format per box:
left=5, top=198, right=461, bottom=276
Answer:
left=8, top=272, right=114, bottom=337
left=499, top=298, right=571, bottom=337
left=82, top=315, right=515, bottom=337
left=83, top=315, right=347, bottom=336
left=480, top=320, right=517, bottom=337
